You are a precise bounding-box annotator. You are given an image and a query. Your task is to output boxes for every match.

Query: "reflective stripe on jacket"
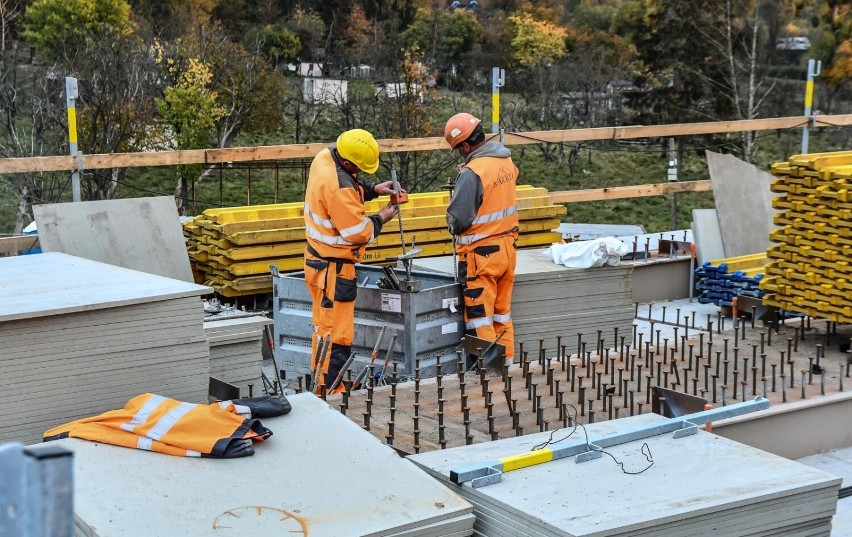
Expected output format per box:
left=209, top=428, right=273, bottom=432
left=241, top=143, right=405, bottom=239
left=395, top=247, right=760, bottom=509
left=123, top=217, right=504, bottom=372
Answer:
left=304, top=147, right=378, bottom=262
left=456, top=156, right=519, bottom=254
left=43, top=393, right=272, bottom=458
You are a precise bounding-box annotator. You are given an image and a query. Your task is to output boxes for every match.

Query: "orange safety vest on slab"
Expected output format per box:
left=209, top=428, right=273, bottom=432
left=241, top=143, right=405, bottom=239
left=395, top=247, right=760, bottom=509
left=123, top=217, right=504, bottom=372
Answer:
left=43, top=393, right=272, bottom=458
left=304, top=147, right=378, bottom=263
left=455, top=157, right=519, bottom=254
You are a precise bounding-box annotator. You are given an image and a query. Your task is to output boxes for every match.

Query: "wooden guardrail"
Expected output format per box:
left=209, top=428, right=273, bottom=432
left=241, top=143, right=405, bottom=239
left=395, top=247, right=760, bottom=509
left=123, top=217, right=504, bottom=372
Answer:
left=0, top=114, right=848, bottom=174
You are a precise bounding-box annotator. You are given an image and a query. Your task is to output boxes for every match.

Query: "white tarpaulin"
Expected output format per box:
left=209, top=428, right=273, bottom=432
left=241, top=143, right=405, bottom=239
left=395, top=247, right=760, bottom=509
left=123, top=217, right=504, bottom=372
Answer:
left=546, top=238, right=628, bottom=268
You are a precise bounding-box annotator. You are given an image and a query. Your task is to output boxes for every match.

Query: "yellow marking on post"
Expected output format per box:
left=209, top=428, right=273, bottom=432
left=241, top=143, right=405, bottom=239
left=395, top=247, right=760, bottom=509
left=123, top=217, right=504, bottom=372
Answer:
left=499, top=448, right=553, bottom=472
left=492, top=93, right=500, bottom=127
left=805, top=80, right=814, bottom=109
left=67, top=107, right=77, bottom=144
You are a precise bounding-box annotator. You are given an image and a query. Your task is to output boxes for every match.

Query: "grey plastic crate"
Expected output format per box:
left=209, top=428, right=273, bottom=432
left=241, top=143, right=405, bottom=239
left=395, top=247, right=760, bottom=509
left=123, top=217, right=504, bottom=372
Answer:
left=273, top=264, right=464, bottom=379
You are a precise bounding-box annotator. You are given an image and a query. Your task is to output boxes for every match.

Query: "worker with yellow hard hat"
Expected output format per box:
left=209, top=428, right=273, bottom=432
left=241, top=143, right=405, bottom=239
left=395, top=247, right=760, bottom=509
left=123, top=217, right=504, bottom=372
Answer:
left=444, top=113, right=519, bottom=364
left=303, top=128, right=402, bottom=394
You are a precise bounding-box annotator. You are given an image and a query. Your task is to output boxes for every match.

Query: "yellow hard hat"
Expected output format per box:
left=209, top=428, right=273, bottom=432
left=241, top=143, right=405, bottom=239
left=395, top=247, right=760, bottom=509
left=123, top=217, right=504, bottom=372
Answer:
left=336, top=129, right=380, bottom=174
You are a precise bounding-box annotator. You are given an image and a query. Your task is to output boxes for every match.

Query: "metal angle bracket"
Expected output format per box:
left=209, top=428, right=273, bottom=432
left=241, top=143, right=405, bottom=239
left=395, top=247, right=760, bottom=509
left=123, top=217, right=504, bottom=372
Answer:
left=575, top=443, right=603, bottom=464
left=672, top=420, right=698, bottom=439
left=470, top=466, right=503, bottom=488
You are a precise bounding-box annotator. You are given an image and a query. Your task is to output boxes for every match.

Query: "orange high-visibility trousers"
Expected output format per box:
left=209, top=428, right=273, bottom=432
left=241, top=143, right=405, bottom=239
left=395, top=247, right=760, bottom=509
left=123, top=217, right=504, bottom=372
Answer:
left=460, top=234, right=516, bottom=360
left=304, top=253, right=357, bottom=393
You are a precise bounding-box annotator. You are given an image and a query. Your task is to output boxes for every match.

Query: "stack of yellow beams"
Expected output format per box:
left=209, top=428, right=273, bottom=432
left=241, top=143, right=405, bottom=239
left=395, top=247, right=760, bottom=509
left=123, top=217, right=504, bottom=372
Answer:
left=185, top=185, right=566, bottom=296
left=712, top=253, right=769, bottom=279
left=760, top=150, right=852, bottom=322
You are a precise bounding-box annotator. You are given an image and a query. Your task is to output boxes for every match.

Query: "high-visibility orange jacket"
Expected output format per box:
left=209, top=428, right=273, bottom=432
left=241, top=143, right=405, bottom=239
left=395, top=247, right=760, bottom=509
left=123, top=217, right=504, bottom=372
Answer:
left=304, top=147, right=383, bottom=263
left=447, top=141, right=519, bottom=254
left=43, top=393, right=272, bottom=458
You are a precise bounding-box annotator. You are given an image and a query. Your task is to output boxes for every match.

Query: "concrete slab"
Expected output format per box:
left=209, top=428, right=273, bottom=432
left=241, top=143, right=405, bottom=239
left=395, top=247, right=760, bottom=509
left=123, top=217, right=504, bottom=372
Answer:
left=797, top=447, right=852, bottom=536
left=833, top=498, right=852, bottom=537
left=798, top=447, right=852, bottom=487
left=33, top=196, right=194, bottom=282
left=691, top=208, right=726, bottom=264
left=410, top=414, right=840, bottom=537
left=0, top=253, right=210, bottom=322
left=53, top=393, right=474, bottom=537
left=705, top=151, right=778, bottom=258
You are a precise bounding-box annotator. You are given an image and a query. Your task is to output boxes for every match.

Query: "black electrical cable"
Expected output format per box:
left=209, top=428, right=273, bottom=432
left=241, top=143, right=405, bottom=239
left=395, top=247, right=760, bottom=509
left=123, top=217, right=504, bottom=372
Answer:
left=82, top=170, right=229, bottom=207
left=530, top=402, right=655, bottom=475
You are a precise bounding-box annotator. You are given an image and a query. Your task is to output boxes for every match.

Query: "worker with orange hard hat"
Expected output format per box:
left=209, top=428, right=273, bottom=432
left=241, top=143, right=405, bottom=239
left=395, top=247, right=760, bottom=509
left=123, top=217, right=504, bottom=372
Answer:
left=444, top=112, right=519, bottom=363
left=303, top=128, right=402, bottom=393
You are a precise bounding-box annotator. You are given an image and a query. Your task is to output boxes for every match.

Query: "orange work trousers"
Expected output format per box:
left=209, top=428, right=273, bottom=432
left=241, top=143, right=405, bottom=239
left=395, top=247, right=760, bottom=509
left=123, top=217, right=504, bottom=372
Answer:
left=459, top=234, right=516, bottom=361
left=304, top=251, right=358, bottom=394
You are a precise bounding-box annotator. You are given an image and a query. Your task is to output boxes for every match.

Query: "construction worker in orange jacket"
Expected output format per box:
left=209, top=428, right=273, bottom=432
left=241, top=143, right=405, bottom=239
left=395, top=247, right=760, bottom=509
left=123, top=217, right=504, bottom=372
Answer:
left=444, top=113, right=519, bottom=364
left=304, top=129, right=401, bottom=393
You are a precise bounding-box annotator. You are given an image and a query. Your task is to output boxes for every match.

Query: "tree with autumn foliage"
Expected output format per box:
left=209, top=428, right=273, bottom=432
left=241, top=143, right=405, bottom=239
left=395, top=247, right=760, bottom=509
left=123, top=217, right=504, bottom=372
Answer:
left=156, top=55, right=225, bottom=213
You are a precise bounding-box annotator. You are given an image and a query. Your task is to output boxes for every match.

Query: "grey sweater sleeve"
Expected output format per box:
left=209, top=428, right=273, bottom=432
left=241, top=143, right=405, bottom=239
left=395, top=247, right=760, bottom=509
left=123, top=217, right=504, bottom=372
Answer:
left=360, top=178, right=379, bottom=201
left=447, top=167, right=483, bottom=235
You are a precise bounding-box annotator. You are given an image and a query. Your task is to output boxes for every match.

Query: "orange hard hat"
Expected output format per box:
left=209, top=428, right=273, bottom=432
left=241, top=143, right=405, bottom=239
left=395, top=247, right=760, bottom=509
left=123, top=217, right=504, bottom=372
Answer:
left=444, top=113, right=481, bottom=150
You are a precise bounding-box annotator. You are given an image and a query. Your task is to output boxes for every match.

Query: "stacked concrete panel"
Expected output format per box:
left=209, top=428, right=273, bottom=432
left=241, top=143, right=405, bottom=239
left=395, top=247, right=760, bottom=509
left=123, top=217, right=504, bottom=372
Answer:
left=184, top=185, right=565, bottom=296
left=413, top=249, right=634, bottom=356
left=763, top=151, right=852, bottom=323
left=409, top=414, right=841, bottom=537
left=203, top=315, right=272, bottom=396
left=0, top=253, right=211, bottom=445
left=53, top=393, right=475, bottom=537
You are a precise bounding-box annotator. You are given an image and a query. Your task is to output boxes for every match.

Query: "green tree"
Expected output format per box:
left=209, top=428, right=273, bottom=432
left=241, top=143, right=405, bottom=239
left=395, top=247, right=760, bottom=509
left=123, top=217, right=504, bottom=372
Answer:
left=286, top=7, right=325, bottom=63
left=400, top=7, right=481, bottom=73
left=23, top=0, right=133, bottom=61
left=248, top=23, right=301, bottom=71
left=613, top=0, right=735, bottom=124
